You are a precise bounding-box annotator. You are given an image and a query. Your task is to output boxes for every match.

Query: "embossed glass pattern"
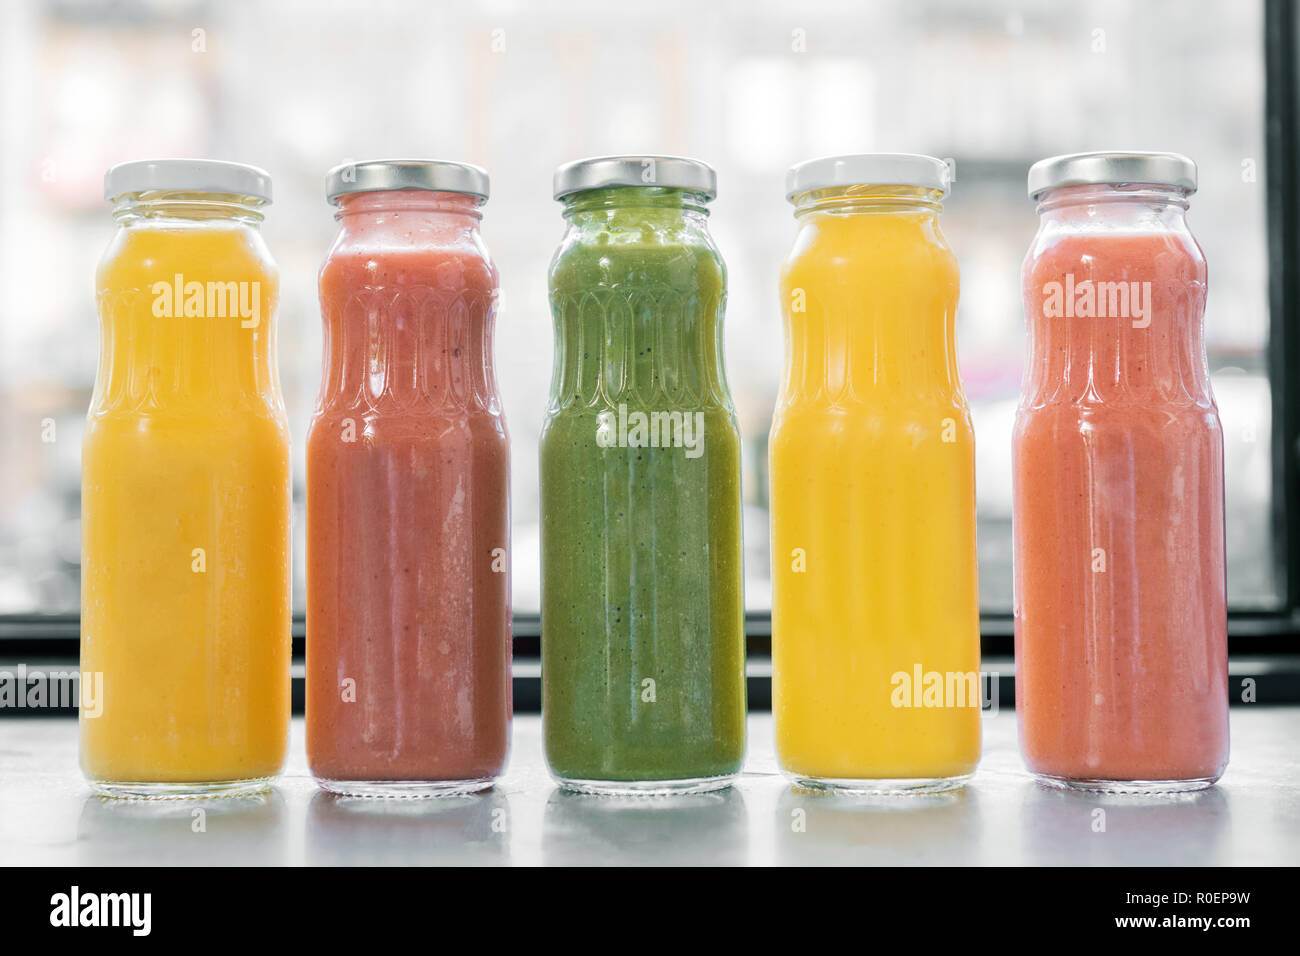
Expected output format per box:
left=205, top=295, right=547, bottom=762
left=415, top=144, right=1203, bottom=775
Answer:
left=771, top=182, right=981, bottom=792
left=1014, top=181, right=1229, bottom=790
left=540, top=185, right=746, bottom=792
left=306, top=189, right=511, bottom=796
left=81, top=189, right=291, bottom=796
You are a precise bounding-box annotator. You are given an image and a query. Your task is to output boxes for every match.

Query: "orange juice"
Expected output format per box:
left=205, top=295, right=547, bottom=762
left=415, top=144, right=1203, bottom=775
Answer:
left=771, top=155, right=981, bottom=792
left=81, top=160, right=290, bottom=797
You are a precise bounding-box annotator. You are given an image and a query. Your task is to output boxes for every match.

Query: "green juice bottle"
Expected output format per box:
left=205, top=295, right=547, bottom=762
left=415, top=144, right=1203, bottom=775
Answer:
left=540, top=156, right=746, bottom=794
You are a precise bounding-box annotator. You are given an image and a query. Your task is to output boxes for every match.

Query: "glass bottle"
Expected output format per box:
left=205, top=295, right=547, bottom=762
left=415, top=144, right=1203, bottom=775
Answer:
left=307, top=160, right=511, bottom=797
left=772, top=154, right=981, bottom=793
left=1014, top=151, right=1229, bottom=791
left=82, top=159, right=290, bottom=797
left=540, top=155, right=746, bottom=794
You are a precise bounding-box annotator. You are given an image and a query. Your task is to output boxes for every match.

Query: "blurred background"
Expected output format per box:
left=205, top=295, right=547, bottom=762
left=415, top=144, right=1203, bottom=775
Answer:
left=0, top=0, right=1275, bottom=619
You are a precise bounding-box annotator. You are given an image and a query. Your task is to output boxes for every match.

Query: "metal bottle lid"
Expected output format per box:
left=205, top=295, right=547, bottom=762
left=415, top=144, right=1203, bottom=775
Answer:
left=1027, top=151, right=1197, bottom=199
left=325, top=159, right=490, bottom=202
left=553, top=155, right=717, bottom=201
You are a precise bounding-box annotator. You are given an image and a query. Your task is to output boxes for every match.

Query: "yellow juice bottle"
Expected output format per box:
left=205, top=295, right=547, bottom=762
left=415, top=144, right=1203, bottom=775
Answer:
left=771, top=154, right=981, bottom=793
left=80, top=160, right=290, bottom=797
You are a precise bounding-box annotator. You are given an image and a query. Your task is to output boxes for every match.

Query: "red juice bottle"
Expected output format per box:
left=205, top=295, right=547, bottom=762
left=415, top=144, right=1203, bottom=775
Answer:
left=1014, top=152, right=1229, bottom=792
left=307, top=160, right=511, bottom=797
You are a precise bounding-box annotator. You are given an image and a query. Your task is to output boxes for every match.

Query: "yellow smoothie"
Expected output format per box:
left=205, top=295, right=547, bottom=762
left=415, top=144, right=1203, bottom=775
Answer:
left=81, top=187, right=290, bottom=791
left=771, top=165, right=980, bottom=788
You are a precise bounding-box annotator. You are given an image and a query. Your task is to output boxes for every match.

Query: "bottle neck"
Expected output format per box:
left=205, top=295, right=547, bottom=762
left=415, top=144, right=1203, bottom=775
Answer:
left=561, top=186, right=712, bottom=223
left=1035, top=182, right=1191, bottom=218
left=791, top=185, right=945, bottom=218
left=333, top=189, right=485, bottom=222
left=112, top=191, right=266, bottom=226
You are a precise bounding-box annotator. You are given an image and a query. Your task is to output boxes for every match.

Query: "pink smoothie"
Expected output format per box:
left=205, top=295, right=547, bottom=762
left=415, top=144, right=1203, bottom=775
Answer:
left=1013, top=221, right=1229, bottom=784
left=306, top=190, right=510, bottom=787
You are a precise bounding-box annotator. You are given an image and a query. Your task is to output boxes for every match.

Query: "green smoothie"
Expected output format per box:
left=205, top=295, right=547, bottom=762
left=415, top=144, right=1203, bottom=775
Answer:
left=540, top=183, right=746, bottom=788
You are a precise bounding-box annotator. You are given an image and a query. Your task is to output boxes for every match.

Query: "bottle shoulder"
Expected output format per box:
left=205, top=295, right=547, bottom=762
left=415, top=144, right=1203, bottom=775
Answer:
left=99, top=221, right=277, bottom=289
left=321, top=235, right=496, bottom=291
left=782, top=212, right=957, bottom=283
left=549, top=219, right=724, bottom=292
left=1024, top=216, right=1205, bottom=280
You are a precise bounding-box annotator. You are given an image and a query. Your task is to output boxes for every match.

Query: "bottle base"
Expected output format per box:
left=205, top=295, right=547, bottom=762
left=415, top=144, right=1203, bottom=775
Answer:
left=89, top=776, right=276, bottom=800
left=315, top=778, right=495, bottom=799
left=1034, top=773, right=1218, bottom=794
left=553, top=773, right=737, bottom=797
left=787, top=773, right=972, bottom=796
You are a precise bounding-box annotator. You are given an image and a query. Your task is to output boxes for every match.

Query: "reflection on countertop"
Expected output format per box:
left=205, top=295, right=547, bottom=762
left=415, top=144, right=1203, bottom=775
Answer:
left=543, top=787, right=750, bottom=866
left=1, top=712, right=1296, bottom=866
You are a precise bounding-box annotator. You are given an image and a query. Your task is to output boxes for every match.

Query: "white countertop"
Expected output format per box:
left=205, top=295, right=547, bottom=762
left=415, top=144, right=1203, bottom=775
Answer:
left=1, top=710, right=1297, bottom=866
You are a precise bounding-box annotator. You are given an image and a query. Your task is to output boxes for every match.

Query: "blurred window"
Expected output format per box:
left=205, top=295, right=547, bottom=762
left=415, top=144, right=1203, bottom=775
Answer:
left=0, top=0, right=1277, bottom=621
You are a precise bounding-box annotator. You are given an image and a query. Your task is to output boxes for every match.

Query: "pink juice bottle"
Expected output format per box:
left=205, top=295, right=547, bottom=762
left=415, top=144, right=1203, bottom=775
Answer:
left=1013, top=152, right=1229, bottom=792
left=306, top=160, right=511, bottom=797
